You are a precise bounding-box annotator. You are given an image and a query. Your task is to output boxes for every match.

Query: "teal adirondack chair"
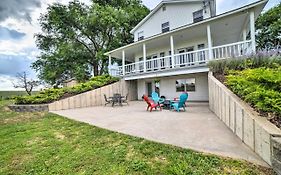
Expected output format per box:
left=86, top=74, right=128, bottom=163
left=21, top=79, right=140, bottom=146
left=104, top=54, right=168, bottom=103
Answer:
left=151, top=92, right=165, bottom=104
left=171, top=93, right=188, bottom=112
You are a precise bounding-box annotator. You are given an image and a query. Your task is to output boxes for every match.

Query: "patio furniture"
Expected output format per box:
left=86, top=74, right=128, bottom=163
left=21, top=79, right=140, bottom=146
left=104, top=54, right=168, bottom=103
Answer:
left=111, top=93, right=123, bottom=107
left=121, top=93, right=129, bottom=105
left=171, top=93, right=188, bottom=112
left=143, top=95, right=162, bottom=112
left=104, top=94, right=113, bottom=106
left=162, top=100, right=172, bottom=110
left=151, top=92, right=165, bottom=104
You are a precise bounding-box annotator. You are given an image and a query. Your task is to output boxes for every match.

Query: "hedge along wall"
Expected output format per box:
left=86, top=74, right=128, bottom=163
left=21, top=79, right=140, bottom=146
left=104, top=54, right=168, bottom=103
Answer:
left=208, top=72, right=281, bottom=166
left=49, top=79, right=137, bottom=111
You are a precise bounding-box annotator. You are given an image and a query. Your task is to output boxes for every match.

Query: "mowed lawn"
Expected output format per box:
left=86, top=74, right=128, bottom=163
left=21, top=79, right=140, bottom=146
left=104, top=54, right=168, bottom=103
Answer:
left=0, top=101, right=274, bottom=175
left=0, top=91, right=38, bottom=100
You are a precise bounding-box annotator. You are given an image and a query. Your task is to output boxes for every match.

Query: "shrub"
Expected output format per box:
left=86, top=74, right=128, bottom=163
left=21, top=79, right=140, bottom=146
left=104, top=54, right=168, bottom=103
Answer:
left=14, top=75, right=119, bottom=105
left=209, top=54, right=281, bottom=118
left=225, top=68, right=281, bottom=118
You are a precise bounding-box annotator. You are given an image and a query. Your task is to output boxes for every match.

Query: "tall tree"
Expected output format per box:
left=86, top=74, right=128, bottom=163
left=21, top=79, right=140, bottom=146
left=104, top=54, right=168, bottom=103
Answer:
left=33, top=0, right=149, bottom=86
left=256, top=3, right=281, bottom=49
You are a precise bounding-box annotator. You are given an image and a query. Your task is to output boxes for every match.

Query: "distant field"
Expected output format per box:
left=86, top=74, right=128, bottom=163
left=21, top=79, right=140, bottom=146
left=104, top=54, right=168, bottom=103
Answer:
left=0, top=91, right=38, bottom=100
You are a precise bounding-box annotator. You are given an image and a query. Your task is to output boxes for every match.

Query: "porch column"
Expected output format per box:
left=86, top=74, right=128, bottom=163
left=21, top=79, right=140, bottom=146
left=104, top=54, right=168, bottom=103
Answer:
left=207, top=24, right=213, bottom=60
left=250, top=11, right=256, bottom=53
left=242, top=29, right=247, bottom=41
left=122, top=50, right=125, bottom=76
left=170, top=35, right=175, bottom=68
left=108, top=54, right=112, bottom=75
left=143, top=43, right=147, bottom=72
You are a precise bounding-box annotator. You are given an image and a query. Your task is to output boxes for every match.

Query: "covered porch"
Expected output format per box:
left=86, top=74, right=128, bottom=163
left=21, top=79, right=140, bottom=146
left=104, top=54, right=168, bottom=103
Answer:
left=105, top=1, right=265, bottom=79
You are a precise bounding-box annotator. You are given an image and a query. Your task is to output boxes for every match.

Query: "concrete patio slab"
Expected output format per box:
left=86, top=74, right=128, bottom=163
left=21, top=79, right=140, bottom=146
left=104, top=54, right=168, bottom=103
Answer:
left=52, top=101, right=268, bottom=167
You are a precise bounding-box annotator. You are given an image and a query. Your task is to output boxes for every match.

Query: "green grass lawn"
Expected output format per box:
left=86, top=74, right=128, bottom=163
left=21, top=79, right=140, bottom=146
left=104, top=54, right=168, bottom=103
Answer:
left=0, top=101, right=274, bottom=175
left=0, top=91, right=39, bottom=100
left=0, top=91, right=28, bottom=99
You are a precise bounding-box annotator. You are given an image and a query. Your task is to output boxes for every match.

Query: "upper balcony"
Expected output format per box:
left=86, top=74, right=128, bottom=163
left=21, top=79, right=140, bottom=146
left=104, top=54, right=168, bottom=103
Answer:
left=105, top=0, right=267, bottom=80
left=109, top=40, right=253, bottom=80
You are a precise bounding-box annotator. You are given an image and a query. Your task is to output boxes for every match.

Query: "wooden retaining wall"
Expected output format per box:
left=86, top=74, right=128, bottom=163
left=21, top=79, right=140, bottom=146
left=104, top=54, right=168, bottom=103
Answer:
left=208, top=72, right=281, bottom=166
left=49, top=79, right=137, bottom=111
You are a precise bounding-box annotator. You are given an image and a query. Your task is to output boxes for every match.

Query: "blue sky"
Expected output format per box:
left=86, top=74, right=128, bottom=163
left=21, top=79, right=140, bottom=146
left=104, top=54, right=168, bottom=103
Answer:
left=0, top=0, right=279, bottom=90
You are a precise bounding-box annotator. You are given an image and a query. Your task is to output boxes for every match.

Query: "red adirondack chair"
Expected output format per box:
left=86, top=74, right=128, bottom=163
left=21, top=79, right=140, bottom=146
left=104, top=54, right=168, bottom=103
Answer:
left=143, top=95, right=162, bottom=112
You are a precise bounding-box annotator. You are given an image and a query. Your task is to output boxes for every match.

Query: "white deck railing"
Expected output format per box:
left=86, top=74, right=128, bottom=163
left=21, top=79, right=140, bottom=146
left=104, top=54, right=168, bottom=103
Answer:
left=213, top=40, right=252, bottom=60
left=174, top=48, right=209, bottom=67
left=114, top=40, right=252, bottom=76
left=146, top=55, right=172, bottom=71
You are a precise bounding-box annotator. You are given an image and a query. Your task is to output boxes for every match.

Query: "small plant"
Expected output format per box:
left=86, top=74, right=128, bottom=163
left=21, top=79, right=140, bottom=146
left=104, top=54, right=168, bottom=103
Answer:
left=130, top=160, right=148, bottom=171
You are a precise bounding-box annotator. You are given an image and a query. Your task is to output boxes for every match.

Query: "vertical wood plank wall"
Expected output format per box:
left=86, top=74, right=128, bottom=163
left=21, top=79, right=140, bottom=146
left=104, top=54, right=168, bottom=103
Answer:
left=208, top=72, right=281, bottom=166
left=49, top=79, right=137, bottom=111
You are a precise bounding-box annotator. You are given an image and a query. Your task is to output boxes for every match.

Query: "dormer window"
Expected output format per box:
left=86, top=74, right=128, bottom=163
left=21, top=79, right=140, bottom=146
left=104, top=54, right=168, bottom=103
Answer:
left=193, top=9, right=203, bottom=23
left=138, top=31, right=144, bottom=41
left=161, top=22, right=170, bottom=33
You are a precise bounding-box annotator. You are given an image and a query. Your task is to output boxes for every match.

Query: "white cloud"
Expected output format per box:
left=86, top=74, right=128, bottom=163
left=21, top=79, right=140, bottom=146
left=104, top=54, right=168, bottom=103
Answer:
left=0, top=0, right=91, bottom=90
left=0, top=75, right=21, bottom=91
left=0, top=0, right=92, bottom=57
left=0, top=74, right=44, bottom=91
left=0, top=0, right=41, bottom=22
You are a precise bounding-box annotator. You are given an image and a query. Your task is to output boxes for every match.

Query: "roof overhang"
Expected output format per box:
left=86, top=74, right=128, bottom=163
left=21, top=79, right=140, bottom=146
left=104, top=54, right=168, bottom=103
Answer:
left=105, top=0, right=268, bottom=57
left=130, top=0, right=205, bottom=34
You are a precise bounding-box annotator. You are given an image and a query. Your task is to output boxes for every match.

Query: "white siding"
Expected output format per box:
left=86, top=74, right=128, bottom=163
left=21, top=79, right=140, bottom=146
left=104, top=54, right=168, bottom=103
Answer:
left=134, top=2, right=211, bottom=41
left=137, top=73, right=209, bottom=101
left=137, top=80, right=146, bottom=100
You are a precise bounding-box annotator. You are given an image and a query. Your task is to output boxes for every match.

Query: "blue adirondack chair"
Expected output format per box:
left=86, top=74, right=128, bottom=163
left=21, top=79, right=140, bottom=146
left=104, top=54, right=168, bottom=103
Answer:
left=151, top=92, right=165, bottom=104
left=171, top=93, right=188, bottom=112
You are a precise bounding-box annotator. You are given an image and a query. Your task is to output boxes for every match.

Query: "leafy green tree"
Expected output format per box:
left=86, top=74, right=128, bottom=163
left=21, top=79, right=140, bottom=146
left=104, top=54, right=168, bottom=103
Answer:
left=33, top=0, right=149, bottom=86
left=256, top=3, right=281, bottom=49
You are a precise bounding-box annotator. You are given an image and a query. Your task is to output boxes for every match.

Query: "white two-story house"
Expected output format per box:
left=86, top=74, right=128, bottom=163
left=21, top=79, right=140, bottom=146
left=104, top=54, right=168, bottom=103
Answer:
left=105, top=0, right=268, bottom=101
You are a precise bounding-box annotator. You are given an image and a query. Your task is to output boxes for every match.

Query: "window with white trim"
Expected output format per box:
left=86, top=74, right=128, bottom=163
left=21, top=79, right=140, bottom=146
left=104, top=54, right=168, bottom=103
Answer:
left=193, top=9, right=203, bottom=23
left=161, top=22, right=170, bottom=33
left=176, top=78, right=196, bottom=92
left=138, top=31, right=144, bottom=41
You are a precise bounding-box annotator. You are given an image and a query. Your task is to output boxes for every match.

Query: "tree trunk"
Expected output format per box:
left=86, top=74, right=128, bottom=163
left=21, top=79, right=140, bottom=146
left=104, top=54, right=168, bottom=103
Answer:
left=93, top=64, right=99, bottom=76
left=99, top=64, right=104, bottom=75
left=26, top=88, right=32, bottom=96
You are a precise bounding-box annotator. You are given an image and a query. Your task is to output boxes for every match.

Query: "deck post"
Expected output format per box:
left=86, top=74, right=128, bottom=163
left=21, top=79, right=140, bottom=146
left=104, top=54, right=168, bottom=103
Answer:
left=122, top=50, right=125, bottom=76
left=143, top=43, right=147, bottom=72
left=250, top=11, right=256, bottom=53
left=242, top=28, right=247, bottom=55
left=170, top=35, right=175, bottom=68
left=108, top=54, right=112, bottom=75
left=242, top=29, right=247, bottom=41
left=207, top=24, right=213, bottom=60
